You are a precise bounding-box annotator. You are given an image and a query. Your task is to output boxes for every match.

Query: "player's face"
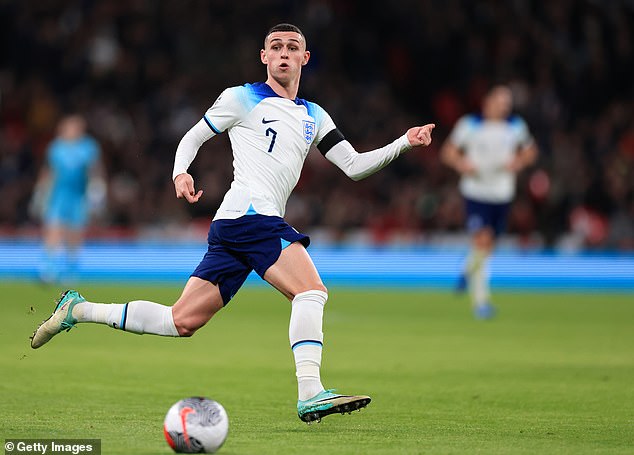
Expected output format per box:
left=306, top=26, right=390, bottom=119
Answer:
left=261, top=32, right=310, bottom=84
left=483, top=87, right=512, bottom=119
left=58, top=116, right=86, bottom=140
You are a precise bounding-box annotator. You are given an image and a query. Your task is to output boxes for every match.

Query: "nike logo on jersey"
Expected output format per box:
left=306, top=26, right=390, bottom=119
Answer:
left=262, top=118, right=279, bottom=124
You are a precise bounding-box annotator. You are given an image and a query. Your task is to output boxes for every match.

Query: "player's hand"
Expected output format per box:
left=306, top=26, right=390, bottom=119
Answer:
left=407, top=124, right=436, bottom=147
left=505, top=157, right=524, bottom=173
left=174, top=173, right=203, bottom=203
left=457, top=158, right=477, bottom=176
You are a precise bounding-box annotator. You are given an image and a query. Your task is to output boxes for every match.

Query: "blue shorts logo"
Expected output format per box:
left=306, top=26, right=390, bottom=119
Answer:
left=303, top=120, right=315, bottom=144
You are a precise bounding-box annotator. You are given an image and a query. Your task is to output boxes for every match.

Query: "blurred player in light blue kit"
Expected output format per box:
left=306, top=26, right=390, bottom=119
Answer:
left=441, top=86, right=538, bottom=319
left=35, top=114, right=103, bottom=284
left=31, top=24, right=436, bottom=423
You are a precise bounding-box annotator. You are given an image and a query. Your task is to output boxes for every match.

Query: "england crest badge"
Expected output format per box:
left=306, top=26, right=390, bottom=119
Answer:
left=302, top=120, right=316, bottom=144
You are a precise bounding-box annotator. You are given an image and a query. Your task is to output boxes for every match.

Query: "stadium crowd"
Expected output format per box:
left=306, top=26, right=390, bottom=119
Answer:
left=1, top=0, right=633, bottom=250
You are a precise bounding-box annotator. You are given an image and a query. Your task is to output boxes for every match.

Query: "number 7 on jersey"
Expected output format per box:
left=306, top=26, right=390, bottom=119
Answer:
left=265, top=127, right=277, bottom=153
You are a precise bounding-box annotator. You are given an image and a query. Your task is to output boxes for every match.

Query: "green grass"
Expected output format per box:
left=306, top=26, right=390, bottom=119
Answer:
left=1, top=282, right=633, bottom=454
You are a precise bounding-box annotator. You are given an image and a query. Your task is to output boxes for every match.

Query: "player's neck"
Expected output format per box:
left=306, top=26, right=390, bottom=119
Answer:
left=265, top=77, right=300, bottom=100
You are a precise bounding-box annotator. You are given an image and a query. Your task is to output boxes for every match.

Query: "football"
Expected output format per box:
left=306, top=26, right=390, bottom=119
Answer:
left=163, top=397, right=229, bottom=453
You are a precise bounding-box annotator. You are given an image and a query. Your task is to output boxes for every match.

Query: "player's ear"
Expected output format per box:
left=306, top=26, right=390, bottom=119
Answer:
left=302, top=50, right=310, bottom=66
left=260, top=49, right=268, bottom=64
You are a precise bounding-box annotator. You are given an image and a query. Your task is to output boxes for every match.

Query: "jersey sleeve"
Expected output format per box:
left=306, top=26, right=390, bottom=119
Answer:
left=323, top=135, right=411, bottom=181
left=172, top=119, right=216, bottom=180
left=314, top=107, right=337, bottom=144
left=202, top=87, right=244, bottom=133
left=304, top=102, right=337, bottom=145
left=448, top=115, right=472, bottom=148
left=309, top=103, right=345, bottom=156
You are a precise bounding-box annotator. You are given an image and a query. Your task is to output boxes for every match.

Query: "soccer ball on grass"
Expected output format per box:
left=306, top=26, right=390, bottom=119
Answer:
left=163, top=397, right=229, bottom=453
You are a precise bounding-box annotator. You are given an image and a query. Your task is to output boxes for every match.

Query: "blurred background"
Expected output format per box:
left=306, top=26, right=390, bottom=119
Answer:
left=1, top=0, right=633, bottom=285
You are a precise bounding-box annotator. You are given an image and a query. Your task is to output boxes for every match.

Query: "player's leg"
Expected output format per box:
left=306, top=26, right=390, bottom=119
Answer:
left=30, top=277, right=224, bottom=349
left=264, top=242, right=327, bottom=397
left=40, top=194, right=75, bottom=284
left=74, top=276, right=223, bottom=336
left=63, top=202, right=89, bottom=283
left=64, top=227, right=84, bottom=283
left=460, top=198, right=495, bottom=317
left=31, top=229, right=248, bottom=348
left=456, top=198, right=484, bottom=294
left=263, top=242, right=371, bottom=422
left=263, top=241, right=327, bottom=299
left=171, top=277, right=224, bottom=336
left=471, top=201, right=511, bottom=318
left=469, top=227, right=495, bottom=319
left=40, top=223, right=65, bottom=284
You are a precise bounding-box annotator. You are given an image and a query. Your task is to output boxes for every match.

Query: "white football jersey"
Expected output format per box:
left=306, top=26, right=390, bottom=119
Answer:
left=203, top=82, right=336, bottom=220
left=449, top=114, right=533, bottom=203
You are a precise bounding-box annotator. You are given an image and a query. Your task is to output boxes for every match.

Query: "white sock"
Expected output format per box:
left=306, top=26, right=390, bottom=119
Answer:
left=470, top=255, right=491, bottom=307
left=289, top=290, right=327, bottom=401
left=72, top=300, right=179, bottom=336
left=464, top=249, right=487, bottom=276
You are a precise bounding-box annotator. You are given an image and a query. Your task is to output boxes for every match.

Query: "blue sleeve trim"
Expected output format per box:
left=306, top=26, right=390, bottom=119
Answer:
left=305, top=101, right=324, bottom=125
left=467, top=114, right=483, bottom=126
left=203, top=115, right=222, bottom=134
left=239, top=83, right=274, bottom=111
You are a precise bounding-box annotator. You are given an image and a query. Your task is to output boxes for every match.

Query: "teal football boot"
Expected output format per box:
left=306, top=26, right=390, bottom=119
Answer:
left=297, top=389, right=371, bottom=423
left=31, top=290, right=85, bottom=349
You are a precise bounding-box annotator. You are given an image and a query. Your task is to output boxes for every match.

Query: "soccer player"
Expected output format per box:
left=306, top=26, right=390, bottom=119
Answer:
left=440, top=85, right=537, bottom=319
left=31, top=24, right=435, bottom=423
left=33, top=114, right=103, bottom=284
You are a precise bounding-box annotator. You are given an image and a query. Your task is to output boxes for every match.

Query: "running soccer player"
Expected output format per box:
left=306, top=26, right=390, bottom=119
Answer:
left=441, top=85, right=537, bottom=319
left=31, top=24, right=435, bottom=423
left=33, top=114, right=103, bottom=284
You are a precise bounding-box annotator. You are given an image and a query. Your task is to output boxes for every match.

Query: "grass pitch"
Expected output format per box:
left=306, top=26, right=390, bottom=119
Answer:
left=1, top=282, right=633, bottom=454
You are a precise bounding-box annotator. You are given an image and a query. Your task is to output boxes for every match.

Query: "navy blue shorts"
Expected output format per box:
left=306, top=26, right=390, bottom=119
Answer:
left=464, top=197, right=511, bottom=237
left=191, top=214, right=310, bottom=305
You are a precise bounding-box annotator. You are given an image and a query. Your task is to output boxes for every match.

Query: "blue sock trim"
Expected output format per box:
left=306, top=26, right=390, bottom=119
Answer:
left=120, top=303, right=129, bottom=331
left=291, top=340, right=323, bottom=350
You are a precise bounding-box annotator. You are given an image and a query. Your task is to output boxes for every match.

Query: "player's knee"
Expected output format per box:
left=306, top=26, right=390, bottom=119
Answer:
left=174, top=320, right=199, bottom=337
left=291, top=284, right=328, bottom=301
left=315, top=283, right=328, bottom=295
left=473, top=228, right=494, bottom=249
left=172, top=313, right=209, bottom=337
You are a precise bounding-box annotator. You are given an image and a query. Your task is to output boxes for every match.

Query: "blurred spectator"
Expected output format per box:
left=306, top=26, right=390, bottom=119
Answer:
left=0, top=0, right=633, bottom=251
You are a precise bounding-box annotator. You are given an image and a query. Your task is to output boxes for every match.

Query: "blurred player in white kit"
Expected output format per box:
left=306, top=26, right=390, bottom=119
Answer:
left=441, top=86, right=538, bottom=319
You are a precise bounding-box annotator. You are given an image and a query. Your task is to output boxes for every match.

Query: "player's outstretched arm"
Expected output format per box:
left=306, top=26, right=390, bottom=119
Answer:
left=322, top=123, right=435, bottom=181
left=174, top=173, right=203, bottom=203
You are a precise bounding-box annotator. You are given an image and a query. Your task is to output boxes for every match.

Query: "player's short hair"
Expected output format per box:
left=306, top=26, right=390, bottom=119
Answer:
left=264, top=23, right=306, bottom=47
